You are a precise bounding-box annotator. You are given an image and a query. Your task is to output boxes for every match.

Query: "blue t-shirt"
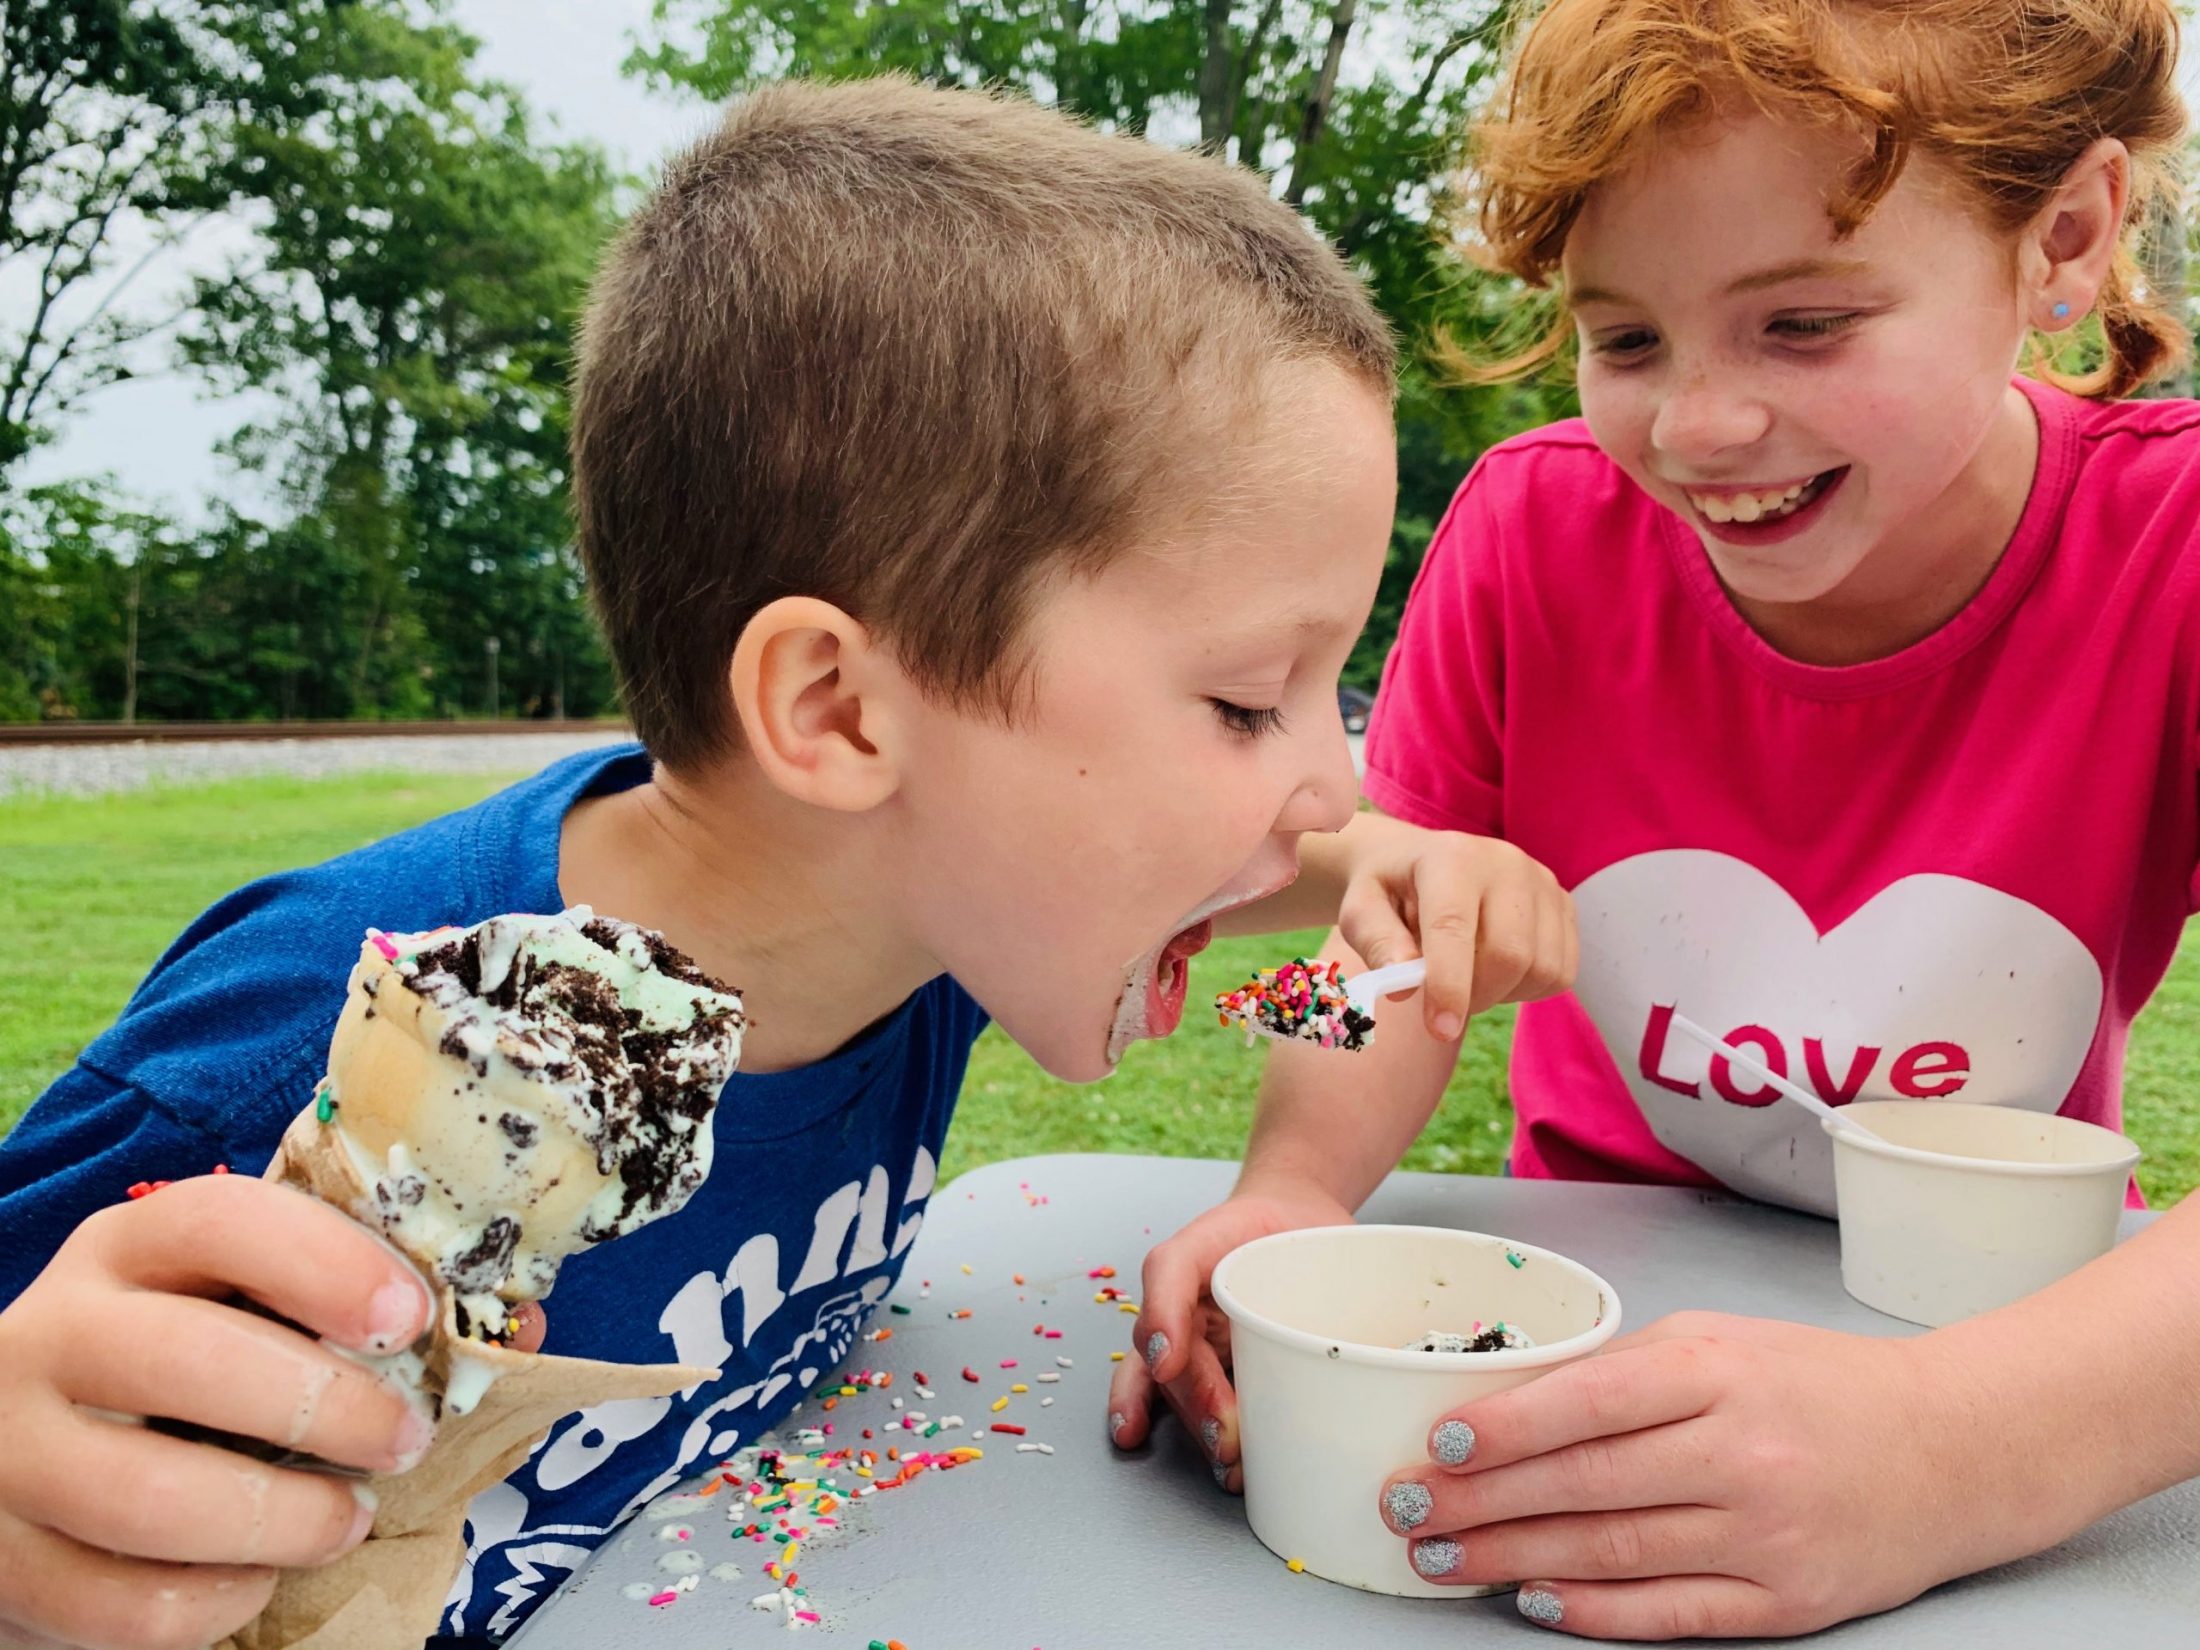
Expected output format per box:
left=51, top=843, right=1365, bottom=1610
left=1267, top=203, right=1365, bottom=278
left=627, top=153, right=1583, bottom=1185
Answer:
left=0, top=745, right=986, bottom=1642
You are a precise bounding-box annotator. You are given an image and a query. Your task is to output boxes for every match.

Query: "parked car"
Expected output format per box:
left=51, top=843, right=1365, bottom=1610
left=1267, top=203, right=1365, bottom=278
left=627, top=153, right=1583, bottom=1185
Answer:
left=1338, top=684, right=1374, bottom=734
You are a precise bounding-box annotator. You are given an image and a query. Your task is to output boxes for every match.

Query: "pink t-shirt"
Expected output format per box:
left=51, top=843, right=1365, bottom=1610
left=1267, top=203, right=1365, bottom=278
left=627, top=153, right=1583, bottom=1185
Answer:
left=1364, top=376, right=2200, bottom=1214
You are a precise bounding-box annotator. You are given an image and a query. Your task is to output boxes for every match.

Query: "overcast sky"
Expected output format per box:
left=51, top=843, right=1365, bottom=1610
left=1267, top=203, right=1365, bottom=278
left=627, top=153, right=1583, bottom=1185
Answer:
left=18, top=3, right=2200, bottom=519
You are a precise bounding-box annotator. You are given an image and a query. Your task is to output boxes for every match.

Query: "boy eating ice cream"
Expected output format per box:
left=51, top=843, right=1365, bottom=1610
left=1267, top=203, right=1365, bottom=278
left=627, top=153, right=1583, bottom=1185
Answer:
left=0, top=78, right=1572, bottom=1648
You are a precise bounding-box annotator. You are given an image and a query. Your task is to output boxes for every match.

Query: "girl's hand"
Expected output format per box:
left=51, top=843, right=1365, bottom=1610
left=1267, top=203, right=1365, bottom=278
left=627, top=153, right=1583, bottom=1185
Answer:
left=0, top=1172, right=539, bottom=1650
left=1107, top=1178, right=1355, bottom=1489
left=1329, top=817, right=1577, bottom=1040
left=1376, top=1312, right=2033, bottom=1640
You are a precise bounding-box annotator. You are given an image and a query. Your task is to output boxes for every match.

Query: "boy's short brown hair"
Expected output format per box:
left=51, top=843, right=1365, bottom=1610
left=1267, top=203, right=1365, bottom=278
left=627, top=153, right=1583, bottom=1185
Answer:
left=572, top=76, right=1394, bottom=771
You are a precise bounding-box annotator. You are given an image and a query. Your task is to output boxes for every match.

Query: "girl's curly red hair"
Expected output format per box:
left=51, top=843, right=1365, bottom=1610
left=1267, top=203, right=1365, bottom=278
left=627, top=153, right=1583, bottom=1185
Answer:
left=1459, top=0, right=2188, bottom=396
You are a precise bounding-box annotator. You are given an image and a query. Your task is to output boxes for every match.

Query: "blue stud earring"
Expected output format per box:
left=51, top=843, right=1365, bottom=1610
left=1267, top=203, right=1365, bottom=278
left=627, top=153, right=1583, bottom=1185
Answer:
left=2052, top=301, right=2072, bottom=320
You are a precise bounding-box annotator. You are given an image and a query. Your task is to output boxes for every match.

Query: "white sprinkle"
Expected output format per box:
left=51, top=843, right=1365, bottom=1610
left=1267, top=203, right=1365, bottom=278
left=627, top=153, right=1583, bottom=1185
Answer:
left=972, top=1430, right=986, bottom=1439
left=675, top=1573, right=700, bottom=1594
left=751, top=1592, right=783, bottom=1612
left=1042, top=1397, right=1054, bottom=1407
left=916, top=1387, right=935, bottom=1400
left=1035, top=1373, right=1060, bottom=1384
left=905, top=1411, right=926, bottom=1423
left=938, top=1415, right=964, bottom=1430
left=1015, top=1442, right=1056, bottom=1454
left=1056, top=1356, right=1074, bottom=1368
left=891, top=1397, right=903, bottom=1410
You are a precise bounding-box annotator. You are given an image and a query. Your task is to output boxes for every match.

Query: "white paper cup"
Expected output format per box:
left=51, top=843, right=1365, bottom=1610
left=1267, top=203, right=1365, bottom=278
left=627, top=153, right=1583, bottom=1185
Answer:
left=1827, top=1100, right=2140, bottom=1329
left=1211, top=1224, right=1620, bottom=1597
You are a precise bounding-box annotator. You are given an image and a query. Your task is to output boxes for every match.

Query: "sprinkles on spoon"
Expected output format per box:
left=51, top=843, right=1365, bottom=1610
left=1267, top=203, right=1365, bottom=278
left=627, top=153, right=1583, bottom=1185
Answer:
left=1216, top=958, right=1376, bottom=1051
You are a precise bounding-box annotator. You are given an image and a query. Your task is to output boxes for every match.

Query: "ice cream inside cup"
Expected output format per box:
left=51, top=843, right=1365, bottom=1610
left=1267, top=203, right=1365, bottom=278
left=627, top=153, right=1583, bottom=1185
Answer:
left=1212, top=1225, right=1620, bottom=1597
left=1827, top=1100, right=2140, bottom=1329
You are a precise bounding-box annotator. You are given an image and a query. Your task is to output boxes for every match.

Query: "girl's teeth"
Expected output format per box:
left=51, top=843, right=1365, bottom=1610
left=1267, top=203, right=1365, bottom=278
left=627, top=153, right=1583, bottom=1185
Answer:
left=1691, top=476, right=1819, bottom=524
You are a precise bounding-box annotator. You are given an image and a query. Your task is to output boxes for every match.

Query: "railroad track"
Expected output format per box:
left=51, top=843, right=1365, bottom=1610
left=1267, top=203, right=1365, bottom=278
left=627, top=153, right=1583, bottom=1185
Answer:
left=0, top=719, right=632, bottom=748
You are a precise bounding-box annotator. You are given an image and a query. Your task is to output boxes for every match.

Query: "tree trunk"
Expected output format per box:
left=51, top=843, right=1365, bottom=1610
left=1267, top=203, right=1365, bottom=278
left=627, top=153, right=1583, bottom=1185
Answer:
left=1197, top=0, right=1236, bottom=153
left=121, top=562, right=140, bottom=724
left=1284, top=0, right=1359, bottom=206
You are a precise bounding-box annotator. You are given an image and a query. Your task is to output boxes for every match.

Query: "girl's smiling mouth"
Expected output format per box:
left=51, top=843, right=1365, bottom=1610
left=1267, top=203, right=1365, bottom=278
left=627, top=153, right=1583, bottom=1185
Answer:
left=1680, top=466, right=1849, bottom=544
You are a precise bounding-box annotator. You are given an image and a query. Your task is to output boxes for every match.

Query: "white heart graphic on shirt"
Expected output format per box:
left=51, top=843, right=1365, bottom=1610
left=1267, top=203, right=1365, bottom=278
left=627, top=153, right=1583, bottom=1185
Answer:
left=1570, top=850, right=2104, bottom=1215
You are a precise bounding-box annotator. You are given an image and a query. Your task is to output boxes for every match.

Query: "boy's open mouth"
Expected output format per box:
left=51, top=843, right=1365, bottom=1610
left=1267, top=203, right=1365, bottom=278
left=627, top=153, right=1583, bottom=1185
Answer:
left=1104, top=876, right=1292, bottom=1068
left=1147, top=919, right=1215, bottom=1039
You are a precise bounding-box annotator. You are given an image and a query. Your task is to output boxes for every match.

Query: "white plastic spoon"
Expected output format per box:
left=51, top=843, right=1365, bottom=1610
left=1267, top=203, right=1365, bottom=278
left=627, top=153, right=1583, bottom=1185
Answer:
left=1343, top=957, right=1428, bottom=1014
left=1665, top=1010, right=1884, bottom=1143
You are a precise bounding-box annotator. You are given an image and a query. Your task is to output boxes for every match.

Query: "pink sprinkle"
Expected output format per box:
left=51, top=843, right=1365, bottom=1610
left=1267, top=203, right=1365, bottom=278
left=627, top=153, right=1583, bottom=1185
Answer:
left=1000, top=1359, right=1018, bottom=1369
left=1044, top=1330, right=1063, bottom=1339
left=367, top=929, right=399, bottom=960
left=648, top=1589, right=679, bottom=1607
left=796, top=1610, right=822, bottom=1623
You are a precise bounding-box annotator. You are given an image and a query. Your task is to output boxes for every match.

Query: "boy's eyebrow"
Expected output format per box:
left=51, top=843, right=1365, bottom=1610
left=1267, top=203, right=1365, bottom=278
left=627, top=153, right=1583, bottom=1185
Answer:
left=1570, top=257, right=1874, bottom=309
left=1204, top=610, right=1356, bottom=654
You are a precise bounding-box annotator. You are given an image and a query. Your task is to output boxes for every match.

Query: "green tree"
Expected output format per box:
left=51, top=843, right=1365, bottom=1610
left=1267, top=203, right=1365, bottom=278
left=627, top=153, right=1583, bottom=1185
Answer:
left=0, top=1, right=296, bottom=472
left=0, top=478, right=191, bottom=721
left=177, top=0, right=621, bottom=719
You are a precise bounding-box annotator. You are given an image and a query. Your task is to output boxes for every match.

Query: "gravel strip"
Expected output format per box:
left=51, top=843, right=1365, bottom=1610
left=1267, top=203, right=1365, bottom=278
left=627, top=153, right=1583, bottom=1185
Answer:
left=0, top=731, right=635, bottom=799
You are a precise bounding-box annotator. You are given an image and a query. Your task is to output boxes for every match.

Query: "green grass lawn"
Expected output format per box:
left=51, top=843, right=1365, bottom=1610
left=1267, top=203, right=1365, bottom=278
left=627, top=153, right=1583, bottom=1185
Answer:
left=1, top=771, right=2192, bottom=1208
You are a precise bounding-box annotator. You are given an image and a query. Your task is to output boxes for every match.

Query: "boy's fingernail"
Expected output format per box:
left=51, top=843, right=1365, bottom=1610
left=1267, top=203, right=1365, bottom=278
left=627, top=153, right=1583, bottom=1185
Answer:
left=364, top=1275, right=431, bottom=1352
left=1433, top=1012, right=1464, bottom=1041
left=1518, top=1586, right=1564, bottom=1627
left=1199, top=1416, right=1222, bottom=1459
left=1145, top=1331, right=1169, bottom=1373
left=391, top=1402, right=436, bottom=1471
left=1431, top=1419, right=1475, bottom=1466
left=346, top=1482, right=378, bottom=1547
left=1383, top=1479, right=1433, bottom=1532
left=1411, top=1537, right=1462, bottom=1579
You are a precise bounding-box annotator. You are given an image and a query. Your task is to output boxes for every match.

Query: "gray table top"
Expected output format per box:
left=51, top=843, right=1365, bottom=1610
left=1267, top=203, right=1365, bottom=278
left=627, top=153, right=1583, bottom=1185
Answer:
left=515, top=1154, right=2198, bottom=1649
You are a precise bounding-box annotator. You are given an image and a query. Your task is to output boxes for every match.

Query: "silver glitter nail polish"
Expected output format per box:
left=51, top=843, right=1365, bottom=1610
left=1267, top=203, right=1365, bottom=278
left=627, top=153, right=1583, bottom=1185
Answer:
left=1431, top=1418, right=1475, bottom=1467
left=1212, top=1457, right=1232, bottom=1488
left=1200, top=1416, right=1222, bottom=1458
left=1383, top=1480, right=1433, bottom=1532
left=1145, top=1330, right=1169, bottom=1372
left=1411, top=1537, right=1462, bottom=1579
left=1517, top=1587, right=1564, bottom=1626
left=1108, top=1411, right=1129, bottom=1443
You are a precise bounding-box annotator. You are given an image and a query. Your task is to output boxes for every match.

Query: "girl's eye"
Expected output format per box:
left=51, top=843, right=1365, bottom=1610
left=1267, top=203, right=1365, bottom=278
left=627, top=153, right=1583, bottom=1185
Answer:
left=1772, top=313, right=1860, bottom=341
left=1210, top=699, right=1287, bottom=739
left=1590, top=328, right=1657, bottom=359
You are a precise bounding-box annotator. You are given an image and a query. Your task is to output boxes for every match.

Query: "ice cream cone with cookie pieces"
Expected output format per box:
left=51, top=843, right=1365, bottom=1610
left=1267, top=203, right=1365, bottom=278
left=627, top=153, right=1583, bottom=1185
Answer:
left=216, top=908, right=744, bottom=1650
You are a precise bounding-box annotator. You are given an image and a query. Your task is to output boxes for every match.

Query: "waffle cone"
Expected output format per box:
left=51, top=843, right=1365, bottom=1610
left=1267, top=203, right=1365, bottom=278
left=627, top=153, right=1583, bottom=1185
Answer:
left=209, top=1060, right=713, bottom=1647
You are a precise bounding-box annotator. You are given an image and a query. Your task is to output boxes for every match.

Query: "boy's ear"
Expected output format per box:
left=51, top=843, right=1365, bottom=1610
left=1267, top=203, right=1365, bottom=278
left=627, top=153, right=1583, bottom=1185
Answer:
left=2023, top=136, right=2130, bottom=331
left=730, top=596, right=906, bottom=812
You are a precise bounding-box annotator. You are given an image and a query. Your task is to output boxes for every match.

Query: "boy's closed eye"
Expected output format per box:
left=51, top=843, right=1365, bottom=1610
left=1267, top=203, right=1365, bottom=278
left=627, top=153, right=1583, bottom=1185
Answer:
left=1210, top=699, right=1288, bottom=738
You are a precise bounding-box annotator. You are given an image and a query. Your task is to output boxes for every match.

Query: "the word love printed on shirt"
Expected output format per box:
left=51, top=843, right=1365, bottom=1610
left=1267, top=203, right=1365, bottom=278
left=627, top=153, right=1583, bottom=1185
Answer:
left=1636, top=1002, right=1972, bottom=1106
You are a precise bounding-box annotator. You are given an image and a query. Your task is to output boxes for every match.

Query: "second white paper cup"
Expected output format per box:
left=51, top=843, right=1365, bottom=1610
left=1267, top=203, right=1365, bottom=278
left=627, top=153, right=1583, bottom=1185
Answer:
left=1212, top=1224, right=1620, bottom=1597
left=1829, top=1100, right=2139, bottom=1328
